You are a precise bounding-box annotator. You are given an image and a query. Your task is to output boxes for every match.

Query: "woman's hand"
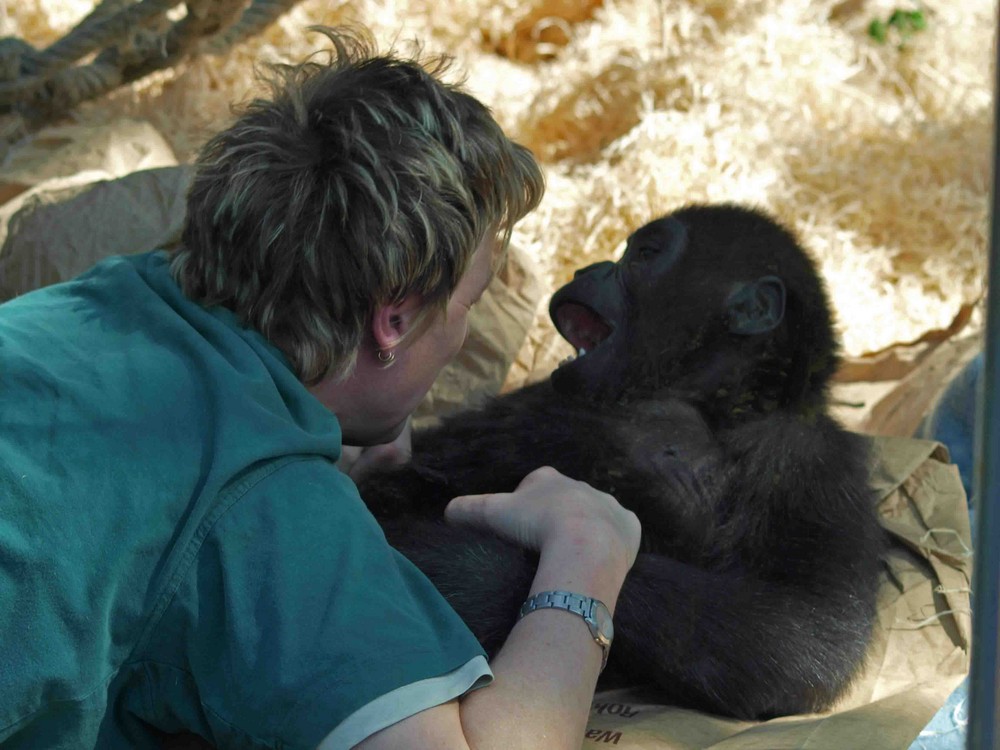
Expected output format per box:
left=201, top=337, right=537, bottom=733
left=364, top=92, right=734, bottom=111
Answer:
left=360, top=467, right=642, bottom=750
left=444, top=466, right=641, bottom=575
left=337, top=417, right=413, bottom=483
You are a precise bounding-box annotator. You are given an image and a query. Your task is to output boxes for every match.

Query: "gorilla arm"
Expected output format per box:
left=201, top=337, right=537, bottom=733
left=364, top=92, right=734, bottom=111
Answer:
left=610, top=552, right=873, bottom=719
left=606, top=415, right=884, bottom=720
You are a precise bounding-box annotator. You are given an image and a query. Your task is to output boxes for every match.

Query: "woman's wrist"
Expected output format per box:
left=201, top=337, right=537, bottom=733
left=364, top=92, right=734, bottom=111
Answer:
left=531, top=523, right=633, bottom=614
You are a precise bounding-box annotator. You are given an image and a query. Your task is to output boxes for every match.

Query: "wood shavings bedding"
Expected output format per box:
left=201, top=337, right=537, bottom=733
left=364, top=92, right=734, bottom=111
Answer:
left=4, top=0, right=993, bottom=361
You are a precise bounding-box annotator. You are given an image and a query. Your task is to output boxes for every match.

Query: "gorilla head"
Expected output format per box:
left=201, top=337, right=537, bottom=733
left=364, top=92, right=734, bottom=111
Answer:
left=549, top=204, right=838, bottom=422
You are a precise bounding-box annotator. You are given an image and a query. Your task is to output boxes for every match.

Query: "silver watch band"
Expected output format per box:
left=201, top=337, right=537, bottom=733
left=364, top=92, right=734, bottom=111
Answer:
left=520, top=590, right=592, bottom=618
left=518, top=590, right=612, bottom=672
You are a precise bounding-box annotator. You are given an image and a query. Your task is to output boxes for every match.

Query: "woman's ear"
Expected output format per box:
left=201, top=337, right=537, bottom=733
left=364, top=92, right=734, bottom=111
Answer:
left=370, top=295, right=425, bottom=351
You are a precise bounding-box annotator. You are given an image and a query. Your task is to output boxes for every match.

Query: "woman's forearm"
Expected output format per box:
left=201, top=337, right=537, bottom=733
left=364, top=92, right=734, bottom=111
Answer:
left=457, top=532, right=630, bottom=750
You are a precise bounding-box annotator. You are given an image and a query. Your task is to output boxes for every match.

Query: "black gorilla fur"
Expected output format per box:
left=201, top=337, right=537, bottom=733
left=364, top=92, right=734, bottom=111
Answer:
left=359, top=204, right=886, bottom=720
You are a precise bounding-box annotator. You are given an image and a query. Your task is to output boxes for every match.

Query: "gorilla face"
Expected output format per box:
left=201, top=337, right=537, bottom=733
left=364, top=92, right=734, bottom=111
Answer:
left=548, top=216, right=699, bottom=401
left=548, top=207, right=798, bottom=407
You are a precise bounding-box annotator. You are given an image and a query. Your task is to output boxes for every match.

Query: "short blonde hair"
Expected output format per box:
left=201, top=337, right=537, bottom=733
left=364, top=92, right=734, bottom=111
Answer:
left=171, top=26, right=544, bottom=383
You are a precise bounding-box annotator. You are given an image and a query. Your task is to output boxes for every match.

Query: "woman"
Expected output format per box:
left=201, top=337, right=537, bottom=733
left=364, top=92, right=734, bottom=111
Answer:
left=0, top=27, right=640, bottom=750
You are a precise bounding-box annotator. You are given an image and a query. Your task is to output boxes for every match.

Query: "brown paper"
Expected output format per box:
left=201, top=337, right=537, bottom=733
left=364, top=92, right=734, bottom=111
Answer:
left=830, top=335, right=984, bottom=437
left=0, top=166, right=193, bottom=300
left=0, top=119, right=177, bottom=206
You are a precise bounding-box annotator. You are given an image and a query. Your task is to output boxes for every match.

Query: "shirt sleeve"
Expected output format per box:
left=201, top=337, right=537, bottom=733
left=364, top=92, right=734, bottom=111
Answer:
left=317, top=654, right=491, bottom=749
left=138, top=456, right=491, bottom=750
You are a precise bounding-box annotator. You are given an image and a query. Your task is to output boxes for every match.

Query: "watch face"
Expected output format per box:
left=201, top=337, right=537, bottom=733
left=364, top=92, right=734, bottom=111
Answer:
left=593, top=601, right=614, bottom=646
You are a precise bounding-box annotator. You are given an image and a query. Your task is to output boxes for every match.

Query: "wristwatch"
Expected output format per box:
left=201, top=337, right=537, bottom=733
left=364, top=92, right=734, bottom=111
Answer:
left=518, top=590, right=614, bottom=672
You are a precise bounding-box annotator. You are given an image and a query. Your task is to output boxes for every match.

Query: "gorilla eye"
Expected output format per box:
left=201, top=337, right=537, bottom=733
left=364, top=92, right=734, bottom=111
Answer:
left=625, top=245, right=659, bottom=266
left=626, top=246, right=658, bottom=271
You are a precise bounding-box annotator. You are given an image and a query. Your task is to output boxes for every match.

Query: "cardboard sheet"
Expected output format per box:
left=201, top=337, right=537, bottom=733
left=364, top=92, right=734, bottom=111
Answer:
left=0, top=122, right=972, bottom=750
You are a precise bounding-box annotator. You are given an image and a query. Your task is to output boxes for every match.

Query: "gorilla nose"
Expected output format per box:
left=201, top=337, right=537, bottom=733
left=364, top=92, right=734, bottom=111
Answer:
left=574, top=261, right=616, bottom=279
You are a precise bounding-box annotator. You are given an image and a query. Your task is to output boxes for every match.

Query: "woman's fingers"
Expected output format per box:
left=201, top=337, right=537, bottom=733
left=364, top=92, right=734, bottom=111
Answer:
left=444, top=467, right=641, bottom=566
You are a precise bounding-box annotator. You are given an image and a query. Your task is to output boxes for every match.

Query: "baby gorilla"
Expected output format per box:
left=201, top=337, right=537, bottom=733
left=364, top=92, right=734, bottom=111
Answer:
left=359, top=204, right=885, bottom=720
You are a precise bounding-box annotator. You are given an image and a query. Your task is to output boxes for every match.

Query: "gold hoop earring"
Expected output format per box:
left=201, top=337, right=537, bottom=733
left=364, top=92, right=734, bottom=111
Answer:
left=377, top=349, right=395, bottom=366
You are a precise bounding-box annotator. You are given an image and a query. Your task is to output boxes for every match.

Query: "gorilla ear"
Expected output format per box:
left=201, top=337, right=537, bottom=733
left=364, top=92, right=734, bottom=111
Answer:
left=726, top=276, right=786, bottom=335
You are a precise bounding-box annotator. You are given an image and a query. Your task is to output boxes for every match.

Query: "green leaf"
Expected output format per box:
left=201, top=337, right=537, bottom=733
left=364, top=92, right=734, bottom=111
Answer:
left=887, top=9, right=907, bottom=26
left=868, top=7, right=928, bottom=46
left=868, top=19, right=888, bottom=43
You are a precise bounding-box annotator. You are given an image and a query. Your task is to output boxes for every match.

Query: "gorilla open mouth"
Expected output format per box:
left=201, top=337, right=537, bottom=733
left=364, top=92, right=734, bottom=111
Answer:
left=553, top=302, right=613, bottom=362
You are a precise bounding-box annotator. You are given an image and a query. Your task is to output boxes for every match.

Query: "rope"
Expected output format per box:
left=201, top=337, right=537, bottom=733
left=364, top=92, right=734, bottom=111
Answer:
left=35, top=0, right=172, bottom=80
left=0, top=0, right=302, bottom=145
left=0, top=37, right=39, bottom=80
left=207, top=0, right=302, bottom=54
left=0, top=0, right=177, bottom=105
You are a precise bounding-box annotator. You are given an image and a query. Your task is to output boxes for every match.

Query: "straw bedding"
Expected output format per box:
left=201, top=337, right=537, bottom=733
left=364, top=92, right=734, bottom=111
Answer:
left=4, top=0, right=993, bottom=379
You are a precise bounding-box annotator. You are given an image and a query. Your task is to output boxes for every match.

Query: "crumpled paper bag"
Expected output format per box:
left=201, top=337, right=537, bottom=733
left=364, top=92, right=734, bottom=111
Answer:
left=0, top=119, right=177, bottom=206
left=0, top=165, right=193, bottom=298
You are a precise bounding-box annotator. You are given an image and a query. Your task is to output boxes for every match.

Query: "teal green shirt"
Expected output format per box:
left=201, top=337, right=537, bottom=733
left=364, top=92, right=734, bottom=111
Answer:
left=0, top=252, right=490, bottom=749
